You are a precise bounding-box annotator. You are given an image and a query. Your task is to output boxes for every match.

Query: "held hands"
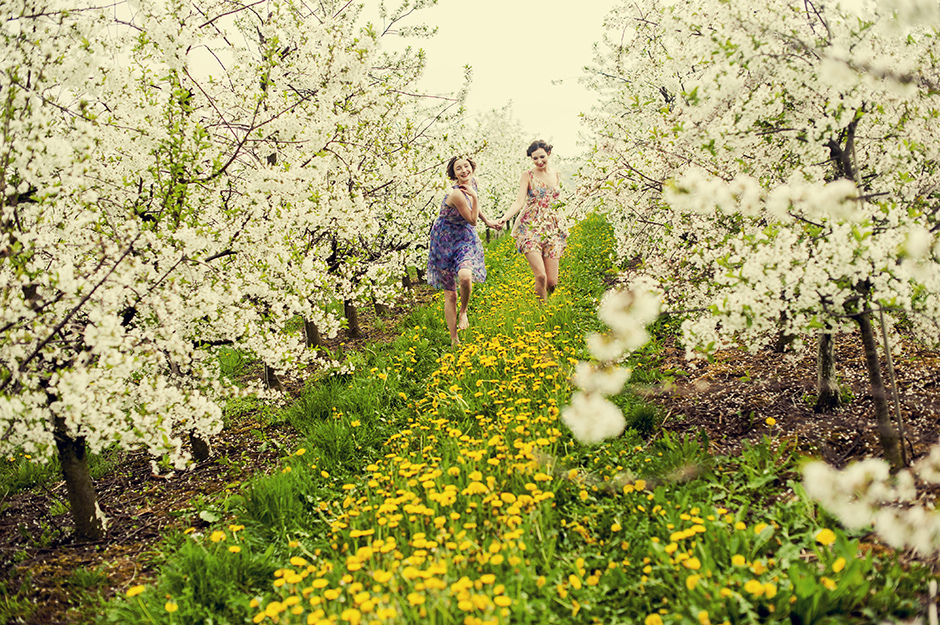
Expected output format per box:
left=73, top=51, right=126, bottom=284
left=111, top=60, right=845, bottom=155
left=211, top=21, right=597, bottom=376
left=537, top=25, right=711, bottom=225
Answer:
left=483, top=217, right=503, bottom=231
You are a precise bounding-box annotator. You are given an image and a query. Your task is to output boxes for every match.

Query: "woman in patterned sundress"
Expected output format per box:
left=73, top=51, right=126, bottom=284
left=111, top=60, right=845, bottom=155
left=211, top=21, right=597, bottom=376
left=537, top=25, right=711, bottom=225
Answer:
left=496, top=140, right=568, bottom=300
left=426, top=156, right=501, bottom=345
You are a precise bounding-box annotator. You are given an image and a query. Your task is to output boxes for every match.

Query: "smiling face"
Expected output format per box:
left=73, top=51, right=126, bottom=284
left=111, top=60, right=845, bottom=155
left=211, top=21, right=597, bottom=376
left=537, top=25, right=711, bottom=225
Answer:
left=453, top=158, right=475, bottom=182
left=530, top=148, right=550, bottom=169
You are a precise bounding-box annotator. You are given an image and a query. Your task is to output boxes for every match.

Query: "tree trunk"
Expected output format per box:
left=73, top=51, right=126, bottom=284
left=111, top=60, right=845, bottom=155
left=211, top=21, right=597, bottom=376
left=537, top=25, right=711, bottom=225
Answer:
left=772, top=310, right=796, bottom=353
left=773, top=332, right=797, bottom=353
left=854, top=310, right=904, bottom=470
left=303, top=318, right=322, bottom=349
left=263, top=363, right=284, bottom=392
left=344, top=299, right=363, bottom=339
left=402, top=270, right=412, bottom=289
left=814, top=332, right=843, bottom=413
left=373, top=297, right=391, bottom=316
left=54, top=416, right=105, bottom=541
left=415, top=268, right=425, bottom=284
left=190, top=431, right=211, bottom=462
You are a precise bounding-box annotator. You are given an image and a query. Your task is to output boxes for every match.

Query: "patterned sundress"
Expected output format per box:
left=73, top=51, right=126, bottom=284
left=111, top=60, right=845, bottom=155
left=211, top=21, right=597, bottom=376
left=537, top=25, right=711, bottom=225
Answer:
left=426, top=184, right=487, bottom=292
left=511, top=170, right=568, bottom=258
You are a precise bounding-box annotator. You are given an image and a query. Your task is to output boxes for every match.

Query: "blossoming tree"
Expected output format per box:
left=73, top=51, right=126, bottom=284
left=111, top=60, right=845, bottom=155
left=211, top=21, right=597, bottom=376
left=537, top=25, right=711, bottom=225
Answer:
left=0, top=0, right=458, bottom=539
left=579, top=0, right=940, bottom=469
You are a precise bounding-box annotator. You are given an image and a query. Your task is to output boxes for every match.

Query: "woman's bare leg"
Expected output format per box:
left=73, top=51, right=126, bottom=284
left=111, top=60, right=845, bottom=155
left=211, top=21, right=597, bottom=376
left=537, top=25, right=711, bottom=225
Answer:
left=524, top=251, right=548, bottom=300
left=544, top=256, right=560, bottom=296
left=444, top=289, right=459, bottom=345
left=457, top=268, right=472, bottom=330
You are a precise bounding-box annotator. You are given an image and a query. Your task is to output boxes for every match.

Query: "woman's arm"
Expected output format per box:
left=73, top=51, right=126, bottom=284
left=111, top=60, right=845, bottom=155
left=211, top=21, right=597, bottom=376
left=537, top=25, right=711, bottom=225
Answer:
left=497, top=171, right=530, bottom=224
left=448, top=182, right=479, bottom=225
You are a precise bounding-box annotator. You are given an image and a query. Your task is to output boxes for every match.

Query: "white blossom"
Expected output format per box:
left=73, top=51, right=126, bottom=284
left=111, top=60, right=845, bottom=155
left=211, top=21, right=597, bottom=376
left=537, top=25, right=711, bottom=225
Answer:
left=562, top=287, right=661, bottom=444
left=561, top=391, right=627, bottom=445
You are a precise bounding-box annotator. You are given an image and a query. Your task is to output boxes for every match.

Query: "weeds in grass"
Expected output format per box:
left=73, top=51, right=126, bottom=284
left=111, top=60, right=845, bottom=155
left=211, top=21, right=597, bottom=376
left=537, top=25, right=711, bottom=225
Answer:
left=0, top=579, right=37, bottom=624
left=217, top=347, right=252, bottom=380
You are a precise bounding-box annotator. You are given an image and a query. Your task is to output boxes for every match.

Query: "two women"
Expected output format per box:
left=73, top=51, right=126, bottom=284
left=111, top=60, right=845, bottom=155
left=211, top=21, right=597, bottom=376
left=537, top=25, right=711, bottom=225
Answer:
left=427, top=141, right=568, bottom=344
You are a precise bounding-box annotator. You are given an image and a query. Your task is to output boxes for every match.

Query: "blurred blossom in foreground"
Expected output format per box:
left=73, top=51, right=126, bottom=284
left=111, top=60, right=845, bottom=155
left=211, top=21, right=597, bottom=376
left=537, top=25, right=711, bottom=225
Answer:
left=803, top=449, right=940, bottom=556
left=562, top=289, right=661, bottom=445
left=562, top=392, right=627, bottom=445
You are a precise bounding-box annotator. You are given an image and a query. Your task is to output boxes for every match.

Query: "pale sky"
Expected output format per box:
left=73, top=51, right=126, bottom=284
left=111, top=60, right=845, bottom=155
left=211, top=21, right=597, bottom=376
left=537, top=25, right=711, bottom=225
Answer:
left=410, top=0, right=613, bottom=158
left=186, top=0, right=613, bottom=157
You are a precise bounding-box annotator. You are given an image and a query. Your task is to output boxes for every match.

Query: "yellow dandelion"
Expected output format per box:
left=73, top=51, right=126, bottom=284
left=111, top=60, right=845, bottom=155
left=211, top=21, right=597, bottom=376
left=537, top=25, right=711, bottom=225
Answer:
left=126, top=585, right=145, bottom=597
left=743, top=579, right=765, bottom=597
left=816, top=529, right=837, bottom=545
left=682, top=557, right=702, bottom=570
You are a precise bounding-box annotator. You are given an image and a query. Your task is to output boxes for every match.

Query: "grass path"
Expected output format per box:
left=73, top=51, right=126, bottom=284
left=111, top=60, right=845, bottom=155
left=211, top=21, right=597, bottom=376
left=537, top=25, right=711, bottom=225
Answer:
left=107, top=215, right=928, bottom=625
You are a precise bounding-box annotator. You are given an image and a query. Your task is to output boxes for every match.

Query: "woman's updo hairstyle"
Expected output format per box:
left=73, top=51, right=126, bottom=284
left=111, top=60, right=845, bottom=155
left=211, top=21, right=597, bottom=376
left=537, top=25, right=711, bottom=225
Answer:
left=527, top=139, right=553, bottom=156
left=446, top=155, right=477, bottom=180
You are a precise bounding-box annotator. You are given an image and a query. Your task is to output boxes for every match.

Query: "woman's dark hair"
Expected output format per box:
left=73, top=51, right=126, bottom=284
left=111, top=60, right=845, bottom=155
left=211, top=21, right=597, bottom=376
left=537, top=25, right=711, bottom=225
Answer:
left=446, top=155, right=477, bottom=180
left=527, top=140, right=553, bottom=157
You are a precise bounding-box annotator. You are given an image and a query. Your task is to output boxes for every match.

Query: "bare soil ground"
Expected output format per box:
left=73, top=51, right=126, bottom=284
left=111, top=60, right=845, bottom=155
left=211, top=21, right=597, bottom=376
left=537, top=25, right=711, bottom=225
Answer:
left=644, top=331, right=940, bottom=468
left=1, top=283, right=937, bottom=624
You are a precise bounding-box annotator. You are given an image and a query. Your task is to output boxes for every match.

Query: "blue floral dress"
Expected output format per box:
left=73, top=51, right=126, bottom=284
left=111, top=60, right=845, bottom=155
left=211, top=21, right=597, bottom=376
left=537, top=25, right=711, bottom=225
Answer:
left=426, top=184, right=487, bottom=291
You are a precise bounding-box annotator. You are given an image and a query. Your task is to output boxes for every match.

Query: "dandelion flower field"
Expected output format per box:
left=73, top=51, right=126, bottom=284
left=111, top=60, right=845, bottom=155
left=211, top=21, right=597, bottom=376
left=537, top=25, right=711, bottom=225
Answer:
left=107, top=215, right=929, bottom=624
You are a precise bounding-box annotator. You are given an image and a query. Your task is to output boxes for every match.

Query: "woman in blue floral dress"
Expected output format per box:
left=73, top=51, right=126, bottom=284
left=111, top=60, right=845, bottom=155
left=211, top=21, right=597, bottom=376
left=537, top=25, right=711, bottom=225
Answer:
left=427, top=156, right=500, bottom=345
left=495, top=140, right=568, bottom=300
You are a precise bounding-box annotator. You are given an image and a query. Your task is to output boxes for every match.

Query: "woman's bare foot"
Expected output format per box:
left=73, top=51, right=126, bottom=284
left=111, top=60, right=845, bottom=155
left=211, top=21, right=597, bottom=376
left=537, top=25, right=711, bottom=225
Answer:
left=458, top=310, right=470, bottom=330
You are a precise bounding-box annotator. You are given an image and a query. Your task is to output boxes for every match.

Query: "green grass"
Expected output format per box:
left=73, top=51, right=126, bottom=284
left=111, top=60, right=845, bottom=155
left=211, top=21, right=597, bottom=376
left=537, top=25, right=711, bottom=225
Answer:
left=0, top=579, right=37, bottom=625
left=0, top=445, right=127, bottom=500
left=95, top=212, right=930, bottom=624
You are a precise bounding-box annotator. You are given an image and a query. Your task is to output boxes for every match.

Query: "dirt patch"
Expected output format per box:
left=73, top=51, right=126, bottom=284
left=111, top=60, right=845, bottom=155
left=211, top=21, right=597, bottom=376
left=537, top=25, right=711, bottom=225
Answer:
left=644, top=330, right=940, bottom=467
